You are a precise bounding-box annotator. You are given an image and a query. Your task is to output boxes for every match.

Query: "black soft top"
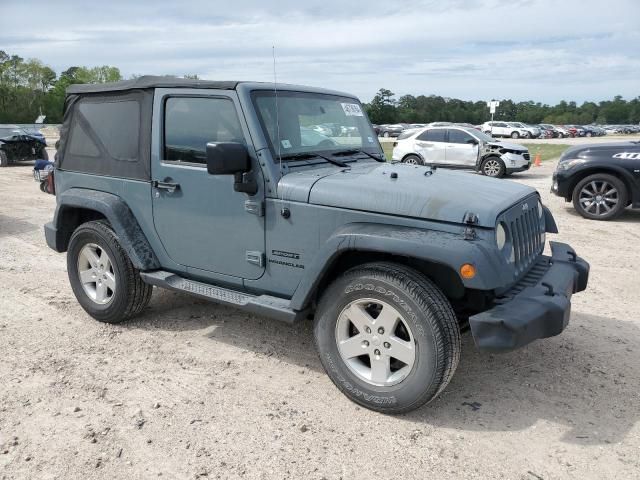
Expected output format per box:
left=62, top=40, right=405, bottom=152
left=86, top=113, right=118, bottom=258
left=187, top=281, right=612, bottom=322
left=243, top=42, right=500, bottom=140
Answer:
left=66, top=75, right=241, bottom=94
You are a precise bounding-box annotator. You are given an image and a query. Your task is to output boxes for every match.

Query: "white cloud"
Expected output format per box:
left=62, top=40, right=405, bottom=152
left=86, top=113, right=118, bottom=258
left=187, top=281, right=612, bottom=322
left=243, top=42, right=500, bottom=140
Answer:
left=1, top=0, right=638, bottom=103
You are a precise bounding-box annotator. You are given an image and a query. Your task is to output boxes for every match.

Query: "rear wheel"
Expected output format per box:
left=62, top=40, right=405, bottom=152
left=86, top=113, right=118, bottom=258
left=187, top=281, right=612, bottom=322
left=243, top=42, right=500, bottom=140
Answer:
left=67, top=221, right=153, bottom=323
left=314, top=262, right=461, bottom=413
left=402, top=154, right=424, bottom=165
left=383, top=132, right=390, bottom=138
left=481, top=156, right=506, bottom=178
left=572, top=174, right=627, bottom=220
left=511, top=131, right=520, bottom=139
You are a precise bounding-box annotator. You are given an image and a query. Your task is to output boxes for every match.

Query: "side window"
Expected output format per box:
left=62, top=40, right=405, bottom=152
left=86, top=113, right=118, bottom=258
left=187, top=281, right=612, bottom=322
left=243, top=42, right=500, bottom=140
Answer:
left=68, top=99, right=140, bottom=161
left=495, top=122, right=507, bottom=128
left=448, top=129, right=474, bottom=144
left=164, top=97, right=244, bottom=165
left=417, top=129, right=446, bottom=142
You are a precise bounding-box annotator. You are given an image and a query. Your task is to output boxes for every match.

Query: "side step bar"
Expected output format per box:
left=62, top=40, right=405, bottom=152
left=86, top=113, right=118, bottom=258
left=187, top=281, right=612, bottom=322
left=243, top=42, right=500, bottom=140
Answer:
left=140, top=271, right=304, bottom=324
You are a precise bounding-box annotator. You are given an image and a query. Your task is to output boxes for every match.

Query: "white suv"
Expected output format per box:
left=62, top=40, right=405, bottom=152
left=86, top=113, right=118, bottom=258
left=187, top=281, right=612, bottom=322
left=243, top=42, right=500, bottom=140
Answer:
left=481, top=121, right=529, bottom=139
left=392, top=126, right=531, bottom=178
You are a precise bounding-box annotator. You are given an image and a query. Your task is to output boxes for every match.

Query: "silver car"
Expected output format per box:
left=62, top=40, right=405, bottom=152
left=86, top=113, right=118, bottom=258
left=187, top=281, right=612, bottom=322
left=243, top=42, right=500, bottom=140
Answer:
left=392, top=126, right=531, bottom=178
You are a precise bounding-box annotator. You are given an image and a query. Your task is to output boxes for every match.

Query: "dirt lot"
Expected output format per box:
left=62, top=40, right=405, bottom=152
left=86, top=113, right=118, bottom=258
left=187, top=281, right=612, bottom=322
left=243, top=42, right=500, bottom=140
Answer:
left=1, top=149, right=639, bottom=480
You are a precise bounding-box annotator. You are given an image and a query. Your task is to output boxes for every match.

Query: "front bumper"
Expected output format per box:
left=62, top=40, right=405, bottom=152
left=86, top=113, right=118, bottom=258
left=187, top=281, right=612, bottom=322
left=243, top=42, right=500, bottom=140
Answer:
left=551, top=170, right=572, bottom=199
left=501, top=152, right=530, bottom=172
left=469, top=241, right=589, bottom=352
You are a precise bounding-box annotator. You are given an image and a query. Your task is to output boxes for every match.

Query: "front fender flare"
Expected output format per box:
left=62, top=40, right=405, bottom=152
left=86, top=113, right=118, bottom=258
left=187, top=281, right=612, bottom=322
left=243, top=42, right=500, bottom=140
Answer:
left=289, top=222, right=505, bottom=311
left=47, top=188, right=160, bottom=270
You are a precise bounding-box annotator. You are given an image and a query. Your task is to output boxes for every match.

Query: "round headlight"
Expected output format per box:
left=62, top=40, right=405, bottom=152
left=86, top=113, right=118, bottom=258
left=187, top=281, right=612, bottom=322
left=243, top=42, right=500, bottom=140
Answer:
left=496, top=222, right=507, bottom=250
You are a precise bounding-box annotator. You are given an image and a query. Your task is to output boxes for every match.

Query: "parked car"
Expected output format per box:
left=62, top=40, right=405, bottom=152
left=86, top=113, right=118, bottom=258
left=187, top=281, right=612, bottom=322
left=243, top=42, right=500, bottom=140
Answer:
left=552, top=125, right=571, bottom=138
left=392, top=126, right=531, bottom=178
left=0, top=125, right=49, bottom=167
left=44, top=76, right=589, bottom=413
left=507, top=122, right=540, bottom=139
left=378, top=124, right=405, bottom=137
left=552, top=141, right=640, bottom=220
left=481, top=121, right=529, bottom=139
left=536, top=124, right=555, bottom=139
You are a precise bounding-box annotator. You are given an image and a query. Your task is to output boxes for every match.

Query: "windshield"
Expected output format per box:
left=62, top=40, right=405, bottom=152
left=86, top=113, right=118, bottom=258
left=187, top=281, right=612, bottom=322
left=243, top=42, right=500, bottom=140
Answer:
left=252, top=91, right=380, bottom=160
left=470, top=129, right=495, bottom=142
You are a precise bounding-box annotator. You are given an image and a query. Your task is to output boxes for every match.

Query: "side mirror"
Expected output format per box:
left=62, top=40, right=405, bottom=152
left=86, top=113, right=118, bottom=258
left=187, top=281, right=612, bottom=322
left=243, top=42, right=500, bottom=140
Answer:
left=206, top=142, right=250, bottom=175
left=206, top=142, right=257, bottom=195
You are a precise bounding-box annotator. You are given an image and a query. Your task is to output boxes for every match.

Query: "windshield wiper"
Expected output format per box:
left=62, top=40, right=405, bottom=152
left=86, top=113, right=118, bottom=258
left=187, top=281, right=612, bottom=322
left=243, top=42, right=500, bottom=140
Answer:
left=330, top=149, right=385, bottom=162
left=280, top=152, right=348, bottom=167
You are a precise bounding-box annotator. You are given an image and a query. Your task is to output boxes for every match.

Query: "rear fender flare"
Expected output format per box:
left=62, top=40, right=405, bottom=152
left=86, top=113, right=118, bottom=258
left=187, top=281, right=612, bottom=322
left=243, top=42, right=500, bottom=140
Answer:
left=52, top=188, right=160, bottom=270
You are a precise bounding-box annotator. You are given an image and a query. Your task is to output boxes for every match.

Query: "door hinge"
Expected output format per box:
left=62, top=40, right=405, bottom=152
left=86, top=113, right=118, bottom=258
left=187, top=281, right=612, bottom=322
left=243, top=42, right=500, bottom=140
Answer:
left=246, top=251, right=265, bottom=267
left=244, top=200, right=264, bottom=217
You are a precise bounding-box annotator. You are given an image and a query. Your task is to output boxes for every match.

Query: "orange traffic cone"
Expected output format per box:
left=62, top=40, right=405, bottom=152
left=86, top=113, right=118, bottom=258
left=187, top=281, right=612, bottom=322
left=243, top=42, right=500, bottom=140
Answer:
left=534, top=154, right=542, bottom=167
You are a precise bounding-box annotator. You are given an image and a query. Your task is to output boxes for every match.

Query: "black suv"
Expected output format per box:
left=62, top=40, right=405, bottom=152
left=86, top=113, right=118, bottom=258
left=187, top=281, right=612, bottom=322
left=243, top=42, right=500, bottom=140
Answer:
left=0, top=125, right=48, bottom=167
left=552, top=141, right=640, bottom=220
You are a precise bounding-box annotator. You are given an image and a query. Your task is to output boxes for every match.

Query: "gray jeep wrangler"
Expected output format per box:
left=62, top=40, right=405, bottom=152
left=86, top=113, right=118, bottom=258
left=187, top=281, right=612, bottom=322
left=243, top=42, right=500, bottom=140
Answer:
left=45, top=76, right=589, bottom=413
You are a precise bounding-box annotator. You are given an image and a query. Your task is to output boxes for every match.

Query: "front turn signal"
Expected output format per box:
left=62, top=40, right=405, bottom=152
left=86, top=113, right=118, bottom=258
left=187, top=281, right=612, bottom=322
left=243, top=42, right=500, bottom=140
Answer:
left=460, top=263, right=476, bottom=279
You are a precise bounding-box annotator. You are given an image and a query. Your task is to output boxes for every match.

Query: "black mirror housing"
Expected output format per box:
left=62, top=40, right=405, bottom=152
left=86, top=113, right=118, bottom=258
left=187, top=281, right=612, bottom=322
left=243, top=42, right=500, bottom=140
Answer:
left=206, top=142, right=250, bottom=175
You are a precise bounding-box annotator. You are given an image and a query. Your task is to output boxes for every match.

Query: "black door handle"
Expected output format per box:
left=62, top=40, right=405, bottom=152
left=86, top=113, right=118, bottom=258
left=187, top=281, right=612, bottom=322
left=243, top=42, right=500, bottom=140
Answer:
left=152, top=180, right=180, bottom=193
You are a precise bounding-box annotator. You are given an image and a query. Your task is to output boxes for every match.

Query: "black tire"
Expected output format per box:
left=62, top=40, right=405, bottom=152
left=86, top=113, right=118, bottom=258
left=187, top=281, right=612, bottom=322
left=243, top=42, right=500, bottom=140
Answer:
left=402, top=154, right=424, bottom=165
left=383, top=132, right=390, bottom=138
left=314, top=262, right=461, bottom=414
left=511, top=131, right=520, bottom=139
left=67, top=220, right=153, bottom=323
left=481, top=156, right=506, bottom=178
left=586, top=132, right=592, bottom=138
left=572, top=173, right=628, bottom=221
left=0, top=151, right=8, bottom=167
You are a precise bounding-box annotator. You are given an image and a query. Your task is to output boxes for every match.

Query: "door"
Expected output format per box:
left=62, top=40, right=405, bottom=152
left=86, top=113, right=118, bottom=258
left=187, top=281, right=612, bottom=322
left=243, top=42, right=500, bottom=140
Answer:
left=151, top=92, right=265, bottom=279
left=414, top=129, right=447, bottom=164
left=445, top=129, right=479, bottom=168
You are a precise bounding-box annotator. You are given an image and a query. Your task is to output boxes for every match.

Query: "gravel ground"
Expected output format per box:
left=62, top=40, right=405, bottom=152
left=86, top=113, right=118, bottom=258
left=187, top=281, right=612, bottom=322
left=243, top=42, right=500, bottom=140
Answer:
left=1, top=149, right=639, bottom=480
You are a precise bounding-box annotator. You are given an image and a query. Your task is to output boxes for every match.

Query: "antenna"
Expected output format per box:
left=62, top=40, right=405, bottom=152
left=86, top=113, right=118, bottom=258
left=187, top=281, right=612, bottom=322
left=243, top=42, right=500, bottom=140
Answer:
left=272, top=46, right=282, bottom=192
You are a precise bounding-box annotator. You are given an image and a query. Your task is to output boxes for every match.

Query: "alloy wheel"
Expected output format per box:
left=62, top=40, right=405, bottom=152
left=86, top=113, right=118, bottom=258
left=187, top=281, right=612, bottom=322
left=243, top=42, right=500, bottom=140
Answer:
left=77, top=243, right=116, bottom=304
left=335, top=298, right=416, bottom=387
left=579, top=180, right=619, bottom=217
left=483, top=159, right=502, bottom=177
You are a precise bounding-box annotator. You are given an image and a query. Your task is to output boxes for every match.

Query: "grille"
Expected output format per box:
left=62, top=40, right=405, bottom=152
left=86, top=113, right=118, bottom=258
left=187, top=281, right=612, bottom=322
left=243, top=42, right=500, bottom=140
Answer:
left=500, top=197, right=544, bottom=276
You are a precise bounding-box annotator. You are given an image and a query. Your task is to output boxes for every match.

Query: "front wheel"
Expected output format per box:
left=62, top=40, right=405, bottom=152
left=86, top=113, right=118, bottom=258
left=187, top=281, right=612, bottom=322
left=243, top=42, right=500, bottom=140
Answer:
left=0, top=151, right=8, bottom=167
left=314, top=262, right=461, bottom=413
left=402, top=154, right=424, bottom=165
left=67, top=220, right=153, bottom=323
left=572, top=174, right=627, bottom=220
left=383, top=132, right=390, bottom=138
left=481, top=157, right=506, bottom=178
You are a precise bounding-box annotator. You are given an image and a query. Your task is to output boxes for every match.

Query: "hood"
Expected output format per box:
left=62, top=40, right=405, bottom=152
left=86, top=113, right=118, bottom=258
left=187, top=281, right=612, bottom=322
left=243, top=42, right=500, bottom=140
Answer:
left=487, top=141, right=527, bottom=152
left=278, top=162, right=536, bottom=228
left=559, top=141, right=640, bottom=161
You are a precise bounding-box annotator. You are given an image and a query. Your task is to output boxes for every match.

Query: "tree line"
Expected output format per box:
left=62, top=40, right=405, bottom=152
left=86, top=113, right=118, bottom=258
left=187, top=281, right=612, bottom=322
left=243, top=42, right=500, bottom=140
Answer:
left=0, top=51, right=199, bottom=124
left=1, top=51, right=639, bottom=126
left=365, top=88, right=640, bottom=126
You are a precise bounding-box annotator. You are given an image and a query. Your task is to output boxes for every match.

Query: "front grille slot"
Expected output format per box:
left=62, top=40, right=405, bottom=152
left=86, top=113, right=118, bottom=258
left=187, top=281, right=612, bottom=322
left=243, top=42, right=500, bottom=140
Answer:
left=502, top=197, right=544, bottom=276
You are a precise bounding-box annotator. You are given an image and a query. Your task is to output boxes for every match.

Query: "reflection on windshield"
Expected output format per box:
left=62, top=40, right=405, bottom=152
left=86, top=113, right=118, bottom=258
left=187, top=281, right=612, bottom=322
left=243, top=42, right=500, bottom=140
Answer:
left=253, top=91, right=379, bottom=161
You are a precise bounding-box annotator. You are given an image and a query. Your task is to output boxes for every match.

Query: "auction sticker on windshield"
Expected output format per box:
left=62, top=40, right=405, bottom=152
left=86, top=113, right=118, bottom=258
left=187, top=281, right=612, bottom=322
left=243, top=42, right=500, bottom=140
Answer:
left=341, top=103, right=364, bottom=116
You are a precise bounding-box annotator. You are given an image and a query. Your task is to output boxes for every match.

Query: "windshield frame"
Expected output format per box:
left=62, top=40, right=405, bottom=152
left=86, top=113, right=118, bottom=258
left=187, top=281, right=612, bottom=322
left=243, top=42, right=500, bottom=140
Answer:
left=250, top=89, right=381, bottom=163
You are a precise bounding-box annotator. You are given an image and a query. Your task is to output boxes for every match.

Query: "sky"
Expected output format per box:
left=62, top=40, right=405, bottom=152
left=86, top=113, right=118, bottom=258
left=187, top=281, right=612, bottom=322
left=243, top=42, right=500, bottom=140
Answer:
left=1, top=0, right=639, bottom=104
